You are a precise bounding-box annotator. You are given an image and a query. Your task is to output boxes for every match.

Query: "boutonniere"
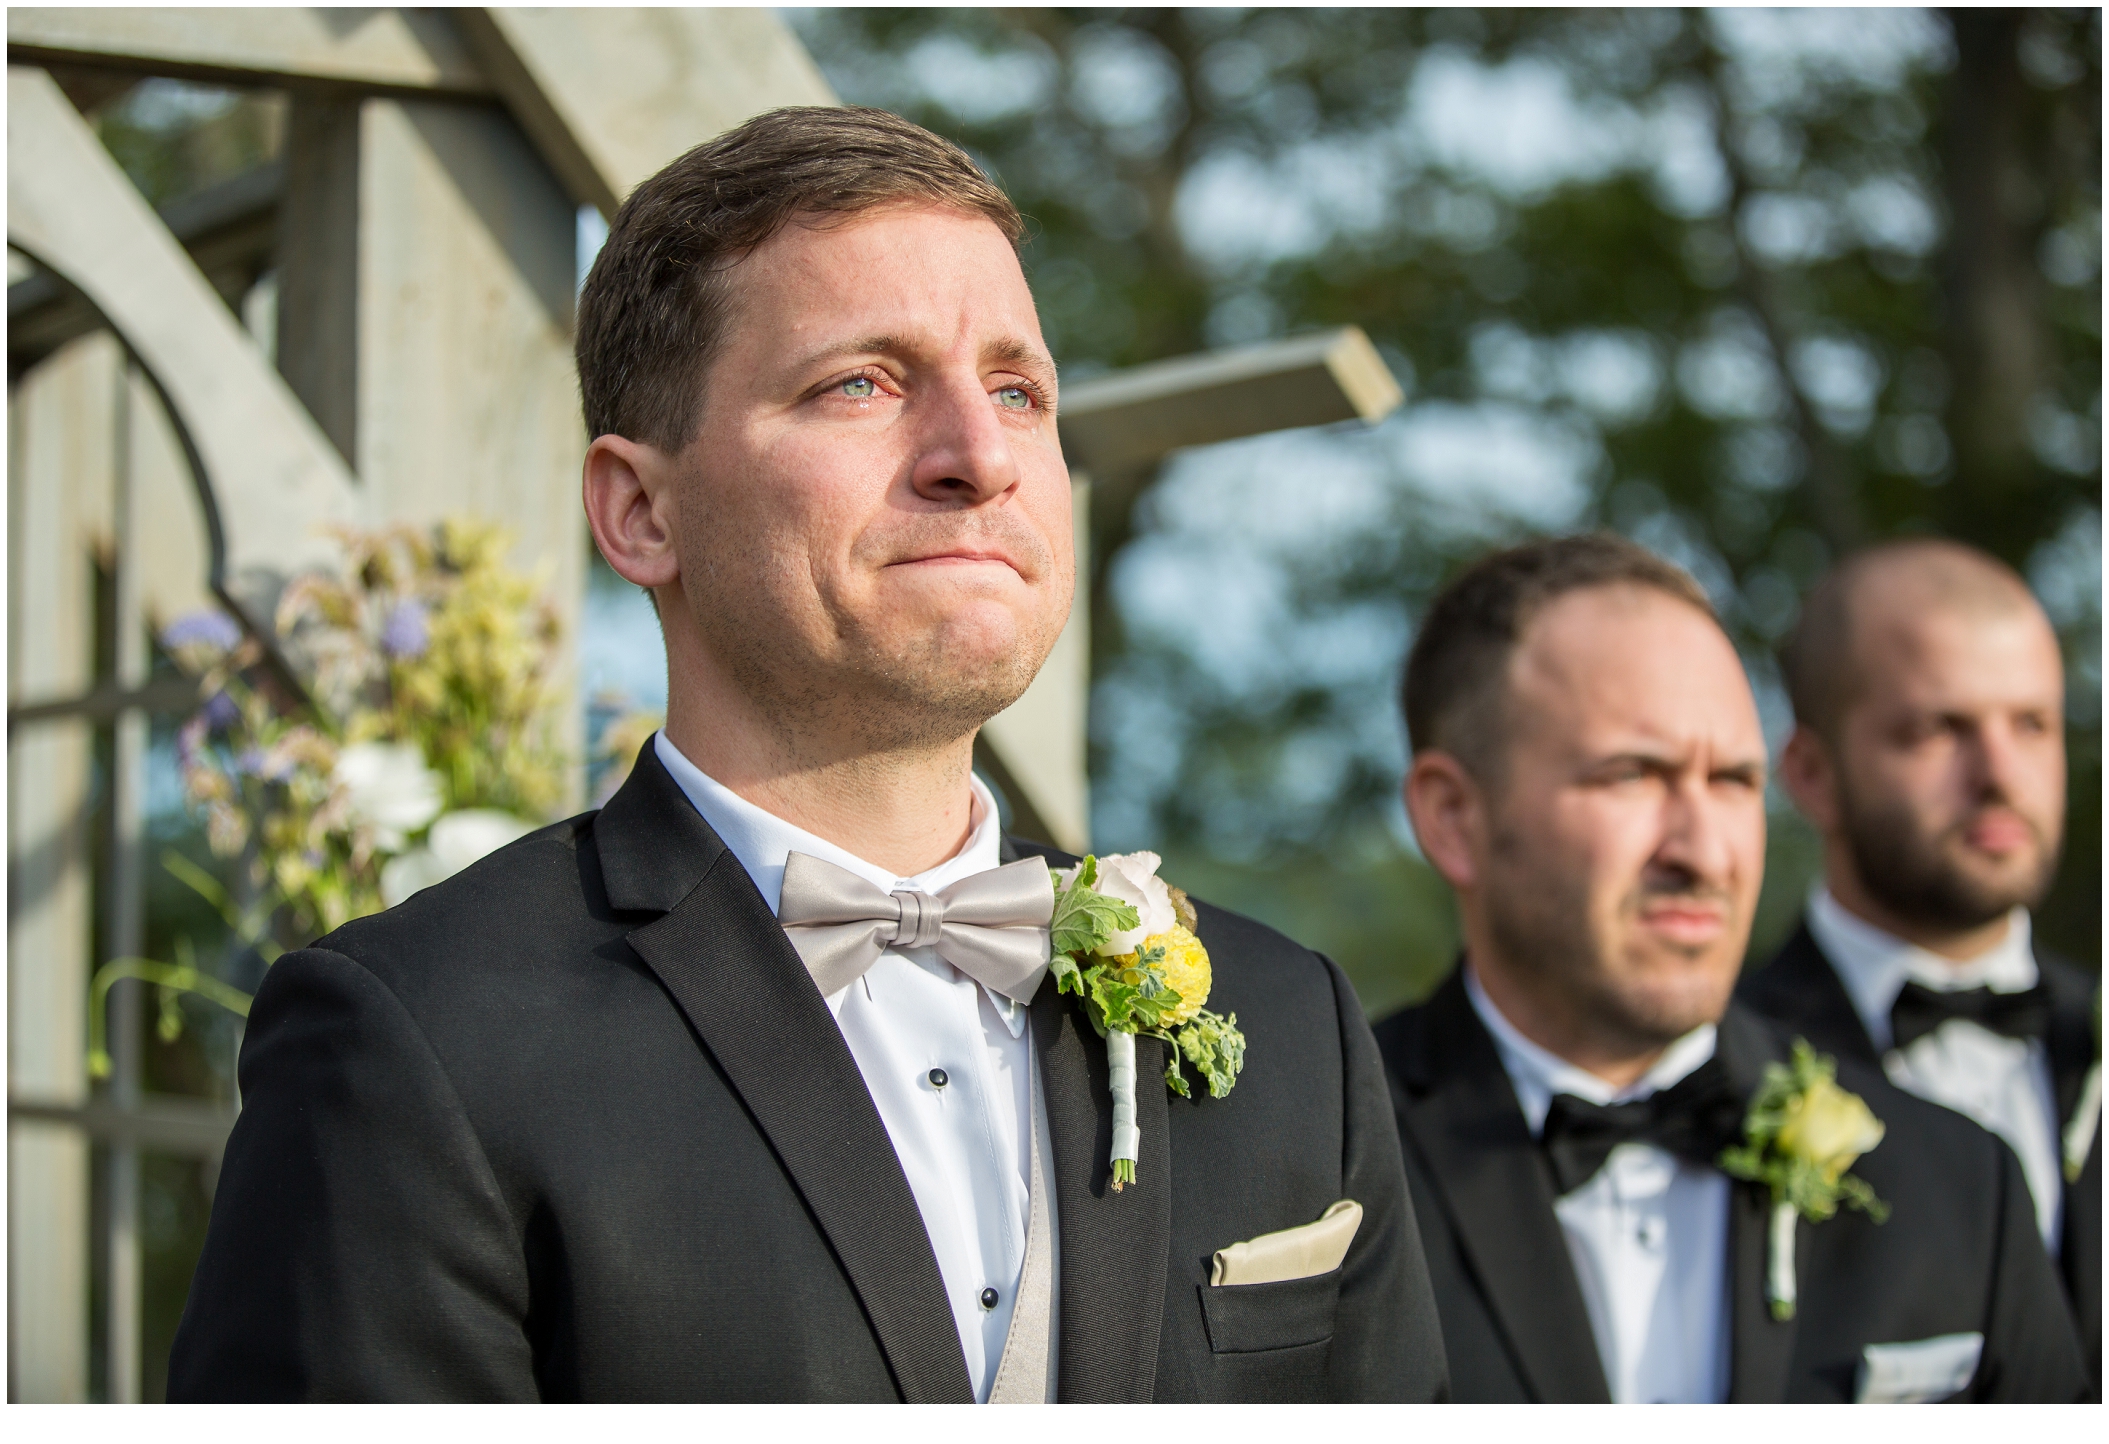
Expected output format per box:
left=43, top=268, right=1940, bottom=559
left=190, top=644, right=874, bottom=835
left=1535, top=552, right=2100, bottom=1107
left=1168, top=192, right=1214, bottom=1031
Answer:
left=1049, top=851, right=1247, bottom=1191
left=2066, top=993, right=2100, bottom=1185
left=1718, top=1038, right=1891, bottom=1320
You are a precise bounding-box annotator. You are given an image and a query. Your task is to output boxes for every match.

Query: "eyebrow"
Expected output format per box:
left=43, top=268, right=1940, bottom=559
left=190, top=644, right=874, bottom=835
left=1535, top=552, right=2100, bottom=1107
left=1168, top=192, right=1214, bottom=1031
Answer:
left=1588, top=750, right=1768, bottom=783
left=789, top=333, right=1057, bottom=386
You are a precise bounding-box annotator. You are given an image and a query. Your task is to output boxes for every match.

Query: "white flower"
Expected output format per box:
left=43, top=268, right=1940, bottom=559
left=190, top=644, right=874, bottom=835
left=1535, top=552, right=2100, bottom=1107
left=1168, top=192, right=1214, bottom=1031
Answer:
left=332, top=741, right=443, bottom=850
left=379, top=809, right=535, bottom=907
left=1086, top=850, right=1176, bottom=957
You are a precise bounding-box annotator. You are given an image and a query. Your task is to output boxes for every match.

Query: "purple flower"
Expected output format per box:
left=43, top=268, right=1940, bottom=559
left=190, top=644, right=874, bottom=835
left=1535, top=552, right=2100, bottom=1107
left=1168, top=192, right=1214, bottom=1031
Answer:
left=202, top=690, right=239, bottom=731
left=161, top=611, right=242, bottom=653
left=379, top=600, right=429, bottom=660
left=233, top=746, right=266, bottom=777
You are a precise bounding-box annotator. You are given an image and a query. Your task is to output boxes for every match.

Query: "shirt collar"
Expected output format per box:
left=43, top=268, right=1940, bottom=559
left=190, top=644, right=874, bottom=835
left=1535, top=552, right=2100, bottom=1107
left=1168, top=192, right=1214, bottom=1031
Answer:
left=650, top=730, right=1003, bottom=915
left=1464, top=962, right=1718, bottom=1136
left=1805, top=886, right=2038, bottom=1051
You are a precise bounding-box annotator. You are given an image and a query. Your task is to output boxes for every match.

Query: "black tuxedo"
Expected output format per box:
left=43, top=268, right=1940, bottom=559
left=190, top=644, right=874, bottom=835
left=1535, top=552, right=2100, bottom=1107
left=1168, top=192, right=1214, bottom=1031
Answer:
left=1374, top=970, right=2089, bottom=1402
left=1741, top=923, right=2101, bottom=1386
left=167, top=747, right=1445, bottom=1402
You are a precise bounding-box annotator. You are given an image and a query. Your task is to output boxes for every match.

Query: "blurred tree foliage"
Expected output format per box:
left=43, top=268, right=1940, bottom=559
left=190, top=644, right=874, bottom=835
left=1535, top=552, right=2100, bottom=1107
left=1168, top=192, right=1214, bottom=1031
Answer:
left=793, top=7, right=2102, bottom=1010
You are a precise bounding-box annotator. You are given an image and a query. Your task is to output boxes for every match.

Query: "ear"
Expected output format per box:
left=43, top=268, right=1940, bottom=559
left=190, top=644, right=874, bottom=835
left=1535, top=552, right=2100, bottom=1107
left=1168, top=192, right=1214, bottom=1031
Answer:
left=1405, top=751, right=1486, bottom=892
left=583, top=433, right=682, bottom=590
left=1778, top=724, right=1843, bottom=834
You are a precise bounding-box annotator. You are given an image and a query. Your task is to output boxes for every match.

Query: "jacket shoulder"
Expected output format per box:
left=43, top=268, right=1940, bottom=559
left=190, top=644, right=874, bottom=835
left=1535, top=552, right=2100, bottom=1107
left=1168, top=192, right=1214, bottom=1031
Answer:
left=313, top=812, right=605, bottom=995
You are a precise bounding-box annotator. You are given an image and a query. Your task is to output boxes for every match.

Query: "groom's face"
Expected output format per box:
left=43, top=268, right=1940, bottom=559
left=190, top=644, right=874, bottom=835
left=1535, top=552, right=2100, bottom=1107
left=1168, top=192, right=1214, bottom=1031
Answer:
left=672, top=203, right=1073, bottom=744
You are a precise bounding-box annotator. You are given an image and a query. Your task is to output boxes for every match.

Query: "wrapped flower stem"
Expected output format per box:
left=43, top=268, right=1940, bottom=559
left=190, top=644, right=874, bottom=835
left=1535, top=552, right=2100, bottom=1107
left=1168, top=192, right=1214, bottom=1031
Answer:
left=1108, top=1029, right=1139, bottom=1189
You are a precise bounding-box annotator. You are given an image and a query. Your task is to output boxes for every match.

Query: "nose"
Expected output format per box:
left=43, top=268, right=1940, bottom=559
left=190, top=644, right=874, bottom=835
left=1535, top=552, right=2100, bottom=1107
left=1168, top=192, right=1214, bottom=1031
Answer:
left=1967, top=716, right=2034, bottom=805
left=906, top=370, right=1023, bottom=506
left=1650, top=775, right=1740, bottom=895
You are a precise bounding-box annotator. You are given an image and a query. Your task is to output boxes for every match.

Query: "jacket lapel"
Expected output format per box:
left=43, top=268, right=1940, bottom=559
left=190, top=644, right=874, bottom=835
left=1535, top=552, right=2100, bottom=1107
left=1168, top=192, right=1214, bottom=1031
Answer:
left=1717, top=1006, right=1799, bottom=1402
left=1031, top=983, right=1171, bottom=1402
left=1395, top=973, right=1611, bottom=1403
left=1742, top=924, right=1881, bottom=1067
left=599, top=749, right=974, bottom=1404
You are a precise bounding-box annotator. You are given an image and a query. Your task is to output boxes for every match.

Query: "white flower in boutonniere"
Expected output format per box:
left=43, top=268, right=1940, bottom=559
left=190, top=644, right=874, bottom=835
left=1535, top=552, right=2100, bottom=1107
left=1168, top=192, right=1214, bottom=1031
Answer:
left=1049, top=852, right=1248, bottom=1191
left=1718, top=1038, right=1891, bottom=1320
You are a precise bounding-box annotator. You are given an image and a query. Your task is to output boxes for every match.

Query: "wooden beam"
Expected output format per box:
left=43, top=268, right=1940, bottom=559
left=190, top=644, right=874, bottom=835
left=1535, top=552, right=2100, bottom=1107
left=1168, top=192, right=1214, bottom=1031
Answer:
left=1058, top=326, right=1403, bottom=473
left=8, top=66, right=362, bottom=643
left=6, top=7, right=491, bottom=96
left=455, top=8, right=837, bottom=215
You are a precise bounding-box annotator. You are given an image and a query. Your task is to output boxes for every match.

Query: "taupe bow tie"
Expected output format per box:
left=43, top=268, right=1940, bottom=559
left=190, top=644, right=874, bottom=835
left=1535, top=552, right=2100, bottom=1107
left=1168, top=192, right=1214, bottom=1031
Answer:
left=776, top=851, right=1054, bottom=1002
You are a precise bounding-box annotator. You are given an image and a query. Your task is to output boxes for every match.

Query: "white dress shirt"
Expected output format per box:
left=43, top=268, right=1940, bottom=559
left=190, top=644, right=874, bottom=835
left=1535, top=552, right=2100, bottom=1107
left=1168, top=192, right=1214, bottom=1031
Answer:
left=1466, top=967, right=1731, bottom=1404
left=653, top=732, right=1047, bottom=1402
left=1806, top=887, right=2062, bottom=1251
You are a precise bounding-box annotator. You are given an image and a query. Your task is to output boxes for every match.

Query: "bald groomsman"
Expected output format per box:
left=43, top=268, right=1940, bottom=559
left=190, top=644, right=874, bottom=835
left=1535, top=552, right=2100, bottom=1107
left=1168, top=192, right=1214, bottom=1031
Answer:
left=1375, top=533, right=2086, bottom=1402
left=1742, top=539, right=2101, bottom=1388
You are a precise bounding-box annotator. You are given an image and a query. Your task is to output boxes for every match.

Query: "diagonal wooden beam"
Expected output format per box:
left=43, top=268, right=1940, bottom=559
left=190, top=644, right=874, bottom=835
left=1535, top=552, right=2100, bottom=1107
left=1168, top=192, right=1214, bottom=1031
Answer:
left=8, top=65, right=362, bottom=644
left=455, top=8, right=837, bottom=217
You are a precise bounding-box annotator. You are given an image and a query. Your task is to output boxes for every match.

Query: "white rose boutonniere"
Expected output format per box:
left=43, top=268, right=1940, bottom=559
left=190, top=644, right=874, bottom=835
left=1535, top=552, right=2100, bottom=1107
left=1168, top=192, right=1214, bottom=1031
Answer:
left=1049, top=852, right=1248, bottom=1191
left=1718, top=1038, right=1891, bottom=1320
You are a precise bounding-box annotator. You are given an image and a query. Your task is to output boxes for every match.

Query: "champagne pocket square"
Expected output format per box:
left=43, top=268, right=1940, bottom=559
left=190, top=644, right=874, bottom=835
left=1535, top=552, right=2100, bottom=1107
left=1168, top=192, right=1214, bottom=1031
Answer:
left=1210, top=1199, right=1362, bottom=1286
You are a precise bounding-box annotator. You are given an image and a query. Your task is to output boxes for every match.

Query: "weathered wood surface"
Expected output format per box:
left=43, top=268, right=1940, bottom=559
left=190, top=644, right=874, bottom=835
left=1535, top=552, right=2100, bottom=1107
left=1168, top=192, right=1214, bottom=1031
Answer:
left=458, top=8, right=837, bottom=215
left=8, top=66, right=362, bottom=642
left=1059, top=326, right=1403, bottom=473
left=6, top=6, right=491, bottom=94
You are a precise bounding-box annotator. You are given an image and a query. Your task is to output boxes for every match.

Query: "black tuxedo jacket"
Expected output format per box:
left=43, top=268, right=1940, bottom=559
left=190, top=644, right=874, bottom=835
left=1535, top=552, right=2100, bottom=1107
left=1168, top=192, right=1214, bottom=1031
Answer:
left=167, top=747, right=1445, bottom=1402
left=1741, top=923, right=2101, bottom=1385
left=1373, top=971, right=2089, bottom=1402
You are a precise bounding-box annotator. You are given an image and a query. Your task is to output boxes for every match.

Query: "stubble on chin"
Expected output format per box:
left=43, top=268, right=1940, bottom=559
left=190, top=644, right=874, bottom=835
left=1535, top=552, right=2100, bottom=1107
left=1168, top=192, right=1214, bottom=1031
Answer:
left=1484, top=835, right=1736, bottom=1054
left=689, top=545, right=1067, bottom=756
left=1840, top=782, right=2061, bottom=931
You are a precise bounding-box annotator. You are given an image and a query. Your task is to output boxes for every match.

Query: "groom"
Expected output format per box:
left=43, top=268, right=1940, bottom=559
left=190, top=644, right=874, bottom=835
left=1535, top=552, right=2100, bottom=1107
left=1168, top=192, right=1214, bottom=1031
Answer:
left=169, top=106, right=1443, bottom=1402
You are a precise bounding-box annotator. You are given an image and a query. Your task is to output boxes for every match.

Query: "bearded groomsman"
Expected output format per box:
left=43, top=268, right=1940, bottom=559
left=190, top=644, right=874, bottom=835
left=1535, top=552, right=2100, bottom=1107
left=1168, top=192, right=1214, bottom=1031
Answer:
left=168, top=107, right=1444, bottom=1402
left=1741, top=539, right=2100, bottom=1387
left=1374, top=533, right=2086, bottom=1402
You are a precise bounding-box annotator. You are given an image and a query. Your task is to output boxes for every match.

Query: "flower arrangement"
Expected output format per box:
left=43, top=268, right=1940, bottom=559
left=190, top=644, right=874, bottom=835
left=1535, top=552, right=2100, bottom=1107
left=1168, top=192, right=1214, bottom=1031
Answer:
left=1048, top=851, right=1247, bottom=1190
left=91, top=520, right=572, bottom=1077
left=1717, top=1038, right=1890, bottom=1320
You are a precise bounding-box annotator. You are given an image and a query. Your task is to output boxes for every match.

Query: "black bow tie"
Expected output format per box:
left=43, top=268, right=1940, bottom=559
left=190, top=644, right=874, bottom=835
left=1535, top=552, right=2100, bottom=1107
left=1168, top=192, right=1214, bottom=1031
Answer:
left=1539, top=1058, right=1744, bottom=1196
left=1890, top=981, right=2051, bottom=1051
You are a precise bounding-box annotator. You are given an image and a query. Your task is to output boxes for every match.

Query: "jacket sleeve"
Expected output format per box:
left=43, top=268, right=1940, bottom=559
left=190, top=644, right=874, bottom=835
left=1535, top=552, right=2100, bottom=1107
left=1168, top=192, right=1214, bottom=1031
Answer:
left=166, top=947, right=536, bottom=1401
left=1975, top=1134, right=2090, bottom=1402
left=1319, top=956, right=1450, bottom=1402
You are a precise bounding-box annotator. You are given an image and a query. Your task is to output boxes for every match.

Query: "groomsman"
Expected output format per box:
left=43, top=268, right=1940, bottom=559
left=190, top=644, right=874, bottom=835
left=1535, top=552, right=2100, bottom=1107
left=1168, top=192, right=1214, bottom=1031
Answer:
left=168, top=106, right=1444, bottom=1402
left=1741, top=538, right=2100, bottom=1385
left=1374, top=533, right=2087, bottom=1401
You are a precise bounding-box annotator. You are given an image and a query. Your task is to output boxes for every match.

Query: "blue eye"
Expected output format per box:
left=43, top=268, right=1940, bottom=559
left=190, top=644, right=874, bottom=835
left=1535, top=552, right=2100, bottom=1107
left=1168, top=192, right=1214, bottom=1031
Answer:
left=996, top=386, right=1031, bottom=409
left=842, top=376, right=876, bottom=399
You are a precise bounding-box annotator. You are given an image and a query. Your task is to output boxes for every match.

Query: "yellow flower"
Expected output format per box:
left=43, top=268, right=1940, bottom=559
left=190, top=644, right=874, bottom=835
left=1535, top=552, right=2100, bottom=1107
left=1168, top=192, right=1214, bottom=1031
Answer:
left=1112, top=925, right=1212, bottom=1026
left=1775, top=1074, right=1885, bottom=1181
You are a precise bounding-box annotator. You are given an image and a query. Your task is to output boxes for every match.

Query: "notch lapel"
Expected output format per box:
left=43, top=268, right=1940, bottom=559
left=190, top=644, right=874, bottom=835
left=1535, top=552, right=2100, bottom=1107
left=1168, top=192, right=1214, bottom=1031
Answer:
left=1396, top=975, right=1610, bottom=1403
left=1718, top=1006, right=1799, bottom=1402
left=1031, top=984, right=1171, bottom=1402
left=602, top=749, right=972, bottom=1404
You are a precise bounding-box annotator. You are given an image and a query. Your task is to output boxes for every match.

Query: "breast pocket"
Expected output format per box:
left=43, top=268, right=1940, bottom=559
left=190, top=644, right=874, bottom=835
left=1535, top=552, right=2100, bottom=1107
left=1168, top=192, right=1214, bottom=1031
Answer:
left=1198, top=1267, right=1343, bottom=1354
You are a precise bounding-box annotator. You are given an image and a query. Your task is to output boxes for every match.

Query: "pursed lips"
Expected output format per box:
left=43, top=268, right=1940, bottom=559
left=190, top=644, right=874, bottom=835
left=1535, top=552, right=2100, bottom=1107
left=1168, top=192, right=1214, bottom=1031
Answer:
left=887, top=547, right=1026, bottom=579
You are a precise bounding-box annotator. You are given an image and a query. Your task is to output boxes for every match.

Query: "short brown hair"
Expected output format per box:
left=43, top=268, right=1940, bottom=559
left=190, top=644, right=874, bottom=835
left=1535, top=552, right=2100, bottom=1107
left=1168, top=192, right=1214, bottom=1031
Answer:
left=1780, top=537, right=2036, bottom=741
left=1402, top=533, right=1717, bottom=781
left=576, top=106, right=1025, bottom=451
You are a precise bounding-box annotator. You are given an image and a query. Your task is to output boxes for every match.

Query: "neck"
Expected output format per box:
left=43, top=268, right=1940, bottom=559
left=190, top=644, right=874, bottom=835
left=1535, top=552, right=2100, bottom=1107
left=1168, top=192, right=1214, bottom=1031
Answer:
left=1464, top=926, right=1668, bottom=1090
left=1822, top=861, right=2016, bottom=963
left=661, top=617, right=982, bottom=880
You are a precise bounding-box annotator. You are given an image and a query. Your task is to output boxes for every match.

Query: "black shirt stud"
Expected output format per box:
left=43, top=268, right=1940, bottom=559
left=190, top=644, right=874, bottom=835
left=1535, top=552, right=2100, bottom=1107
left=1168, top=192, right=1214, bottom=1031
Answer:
left=980, top=1287, right=1000, bottom=1310
left=928, top=1068, right=949, bottom=1089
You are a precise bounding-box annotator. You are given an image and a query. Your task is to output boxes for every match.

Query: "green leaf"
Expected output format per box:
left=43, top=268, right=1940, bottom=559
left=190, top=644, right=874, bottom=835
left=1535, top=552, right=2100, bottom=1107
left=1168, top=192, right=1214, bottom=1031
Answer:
left=1173, top=1008, right=1247, bottom=1099
left=1050, top=865, right=1141, bottom=961
left=1050, top=951, right=1083, bottom=997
